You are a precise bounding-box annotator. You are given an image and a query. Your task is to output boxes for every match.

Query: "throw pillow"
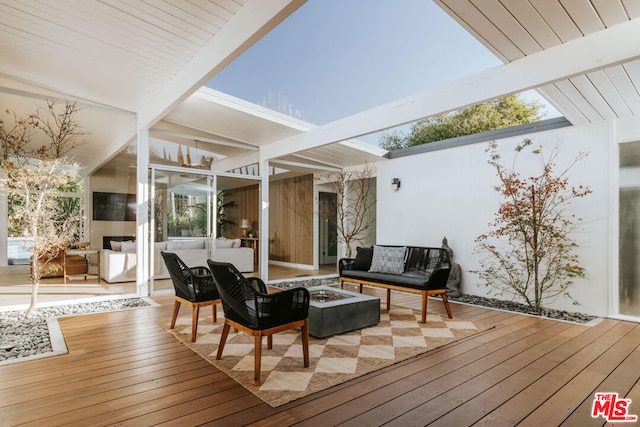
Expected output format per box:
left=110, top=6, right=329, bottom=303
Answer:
left=352, top=246, right=373, bottom=270
left=120, top=241, right=136, bottom=252
left=369, top=246, right=407, bottom=274
left=215, top=238, right=234, bottom=249
left=231, top=238, right=242, bottom=248
left=110, top=241, right=123, bottom=251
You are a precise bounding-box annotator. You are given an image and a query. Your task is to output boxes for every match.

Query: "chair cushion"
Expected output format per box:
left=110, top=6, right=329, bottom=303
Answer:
left=369, top=245, right=407, bottom=274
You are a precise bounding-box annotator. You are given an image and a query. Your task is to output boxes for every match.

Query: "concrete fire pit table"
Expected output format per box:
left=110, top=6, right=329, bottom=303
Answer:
left=306, top=285, right=381, bottom=338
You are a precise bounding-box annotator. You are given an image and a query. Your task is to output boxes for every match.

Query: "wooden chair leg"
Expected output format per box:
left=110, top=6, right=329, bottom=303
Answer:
left=191, top=306, right=199, bottom=342
left=441, top=292, right=453, bottom=318
left=386, top=289, right=391, bottom=310
left=301, top=319, right=310, bottom=367
left=216, top=322, right=231, bottom=360
left=212, top=304, right=217, bottom=323
left=267, top=334, right=273, bottom=349
left=254, top=333, right=263, bottom=385
left=421, top=293, right=428, bottom=324
left=170, top=300, right=181, bottom=329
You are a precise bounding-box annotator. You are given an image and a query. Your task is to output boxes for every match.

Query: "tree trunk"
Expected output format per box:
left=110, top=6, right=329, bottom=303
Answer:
left=26, top=281, right=40, bottom=317
left=531, top=184, right=541, bottom=314
left=26, top=255, right=41, bottom=317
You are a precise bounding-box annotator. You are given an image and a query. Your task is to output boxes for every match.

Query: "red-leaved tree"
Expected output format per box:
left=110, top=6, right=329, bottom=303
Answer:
left=474, top=139, right=592, bottom=314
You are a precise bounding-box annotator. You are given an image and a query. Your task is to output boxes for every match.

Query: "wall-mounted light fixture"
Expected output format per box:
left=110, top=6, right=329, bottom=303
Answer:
left=392, top=178, right=401, bottom=191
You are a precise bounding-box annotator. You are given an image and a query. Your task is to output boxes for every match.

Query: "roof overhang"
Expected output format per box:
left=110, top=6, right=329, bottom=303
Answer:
left=436, top=0, right=640, bottom=125
left=2, top=0, right=639, bottom=179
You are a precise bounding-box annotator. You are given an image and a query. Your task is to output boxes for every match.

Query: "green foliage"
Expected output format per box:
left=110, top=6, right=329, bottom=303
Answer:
left=472, top=139, right=591, bottom=314
left=216, top=191, right=236, bottom=237
left=379, top=95, right=543, bottom=150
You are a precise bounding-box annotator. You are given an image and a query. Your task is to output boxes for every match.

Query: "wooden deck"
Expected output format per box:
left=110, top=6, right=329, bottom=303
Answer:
left=1, top=286, right=639, bottom=426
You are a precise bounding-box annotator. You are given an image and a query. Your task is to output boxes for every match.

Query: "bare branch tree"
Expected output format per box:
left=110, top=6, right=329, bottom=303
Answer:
left=318, top=163, right=376, bottom=258
left=0, top=109, right=34, bottom=162
left=0, top=99, right=88, bottom=316
left=31, top=99, right=89, bottom=159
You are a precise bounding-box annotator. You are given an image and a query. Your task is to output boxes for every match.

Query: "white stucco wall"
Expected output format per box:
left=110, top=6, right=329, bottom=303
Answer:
left=376, top=121, right=612, bottom=316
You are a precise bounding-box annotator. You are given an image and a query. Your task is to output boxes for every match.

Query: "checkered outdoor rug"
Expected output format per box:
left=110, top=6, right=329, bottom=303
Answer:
left=157, top=306, right=491, bottom=407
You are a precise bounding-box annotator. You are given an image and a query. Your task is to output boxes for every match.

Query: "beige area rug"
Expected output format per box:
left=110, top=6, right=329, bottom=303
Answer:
left=157, top=306, right=491, bottom=407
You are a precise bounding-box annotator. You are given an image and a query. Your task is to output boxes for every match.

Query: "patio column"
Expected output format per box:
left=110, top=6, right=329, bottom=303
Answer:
left=0, top=193, right=7, bottom=267
left=259, top=158, right=269, bottom=282
left=136, top=127, right=150, bottom=296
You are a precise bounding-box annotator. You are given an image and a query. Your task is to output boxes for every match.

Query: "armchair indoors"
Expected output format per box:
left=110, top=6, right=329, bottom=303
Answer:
left=161, top=251, right=220, bottom=342
left=207, top=260, right=310, bottom=385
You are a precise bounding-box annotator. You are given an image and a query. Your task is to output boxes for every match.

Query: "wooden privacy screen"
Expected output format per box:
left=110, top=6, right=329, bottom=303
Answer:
left=225, top=176, right=314, bottom=266
left=269, top=175, right=314, bottom=265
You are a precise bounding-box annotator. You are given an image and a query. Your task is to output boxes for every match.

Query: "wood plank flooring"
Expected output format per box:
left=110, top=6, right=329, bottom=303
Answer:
left=1, top=286, right=639, bottom=426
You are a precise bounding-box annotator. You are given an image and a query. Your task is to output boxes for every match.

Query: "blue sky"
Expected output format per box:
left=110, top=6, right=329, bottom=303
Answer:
left=207, top=0, right=558, bottom=145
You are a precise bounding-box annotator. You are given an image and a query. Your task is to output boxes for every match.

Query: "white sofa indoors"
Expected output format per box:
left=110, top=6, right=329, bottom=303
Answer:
left=100, top=238, right=254, bottom=283
left=210, top=237, right=254, bottom=272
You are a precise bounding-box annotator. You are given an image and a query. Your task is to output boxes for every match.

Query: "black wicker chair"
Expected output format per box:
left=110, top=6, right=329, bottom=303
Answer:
left=161, top=251, right=220, bottom=342
left=207, top=260, right=310, bottom=385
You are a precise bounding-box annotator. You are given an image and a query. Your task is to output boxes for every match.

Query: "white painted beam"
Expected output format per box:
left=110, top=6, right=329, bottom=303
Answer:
left=212, top=150, right=260, bottom=173
left=137, top=0, right=306, bottom=131
left=270, top=159, right=342, bottom=172
left=85, top=0, right=304, bottom=174
left=84, top=119, right=137, bottom=174
left=261, top=17, right=640, bottom=160
left=151, top=128, right=259, bottom=151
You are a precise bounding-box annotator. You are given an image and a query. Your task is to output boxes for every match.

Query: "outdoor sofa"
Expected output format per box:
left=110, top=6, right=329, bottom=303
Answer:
left=339, top=245, right=453, bottom=323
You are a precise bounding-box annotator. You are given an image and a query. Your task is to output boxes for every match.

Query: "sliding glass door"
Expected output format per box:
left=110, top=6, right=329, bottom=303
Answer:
left=150, top=167, right=214, bottom=293
left=149, top=165, right=261, bottom=293
left=619, top=142, right=640, bottom=318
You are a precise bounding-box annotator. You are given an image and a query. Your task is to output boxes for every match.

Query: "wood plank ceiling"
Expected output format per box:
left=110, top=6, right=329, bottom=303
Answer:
left=0, top=0, right=246, bottom=112
left=0, top=0, right=383, bottom=176
left=436, top=0, right=640, bottom=125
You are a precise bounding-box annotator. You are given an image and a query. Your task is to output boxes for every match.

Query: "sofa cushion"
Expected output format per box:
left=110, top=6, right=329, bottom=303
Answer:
left=215, top=238, right=234, bottom=249
left=167, top=240, right=205, bottom=250
left=341, top=269, right=429, bottom=290
left=120, top=241, right=136, bottom=252
left=352, top=246, right=373, bottom=270
left=110, top=240, right=131, bottom=251
left=231, top=238, right=242, bottom=248
left=369, top=245, right=407, bottom=274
